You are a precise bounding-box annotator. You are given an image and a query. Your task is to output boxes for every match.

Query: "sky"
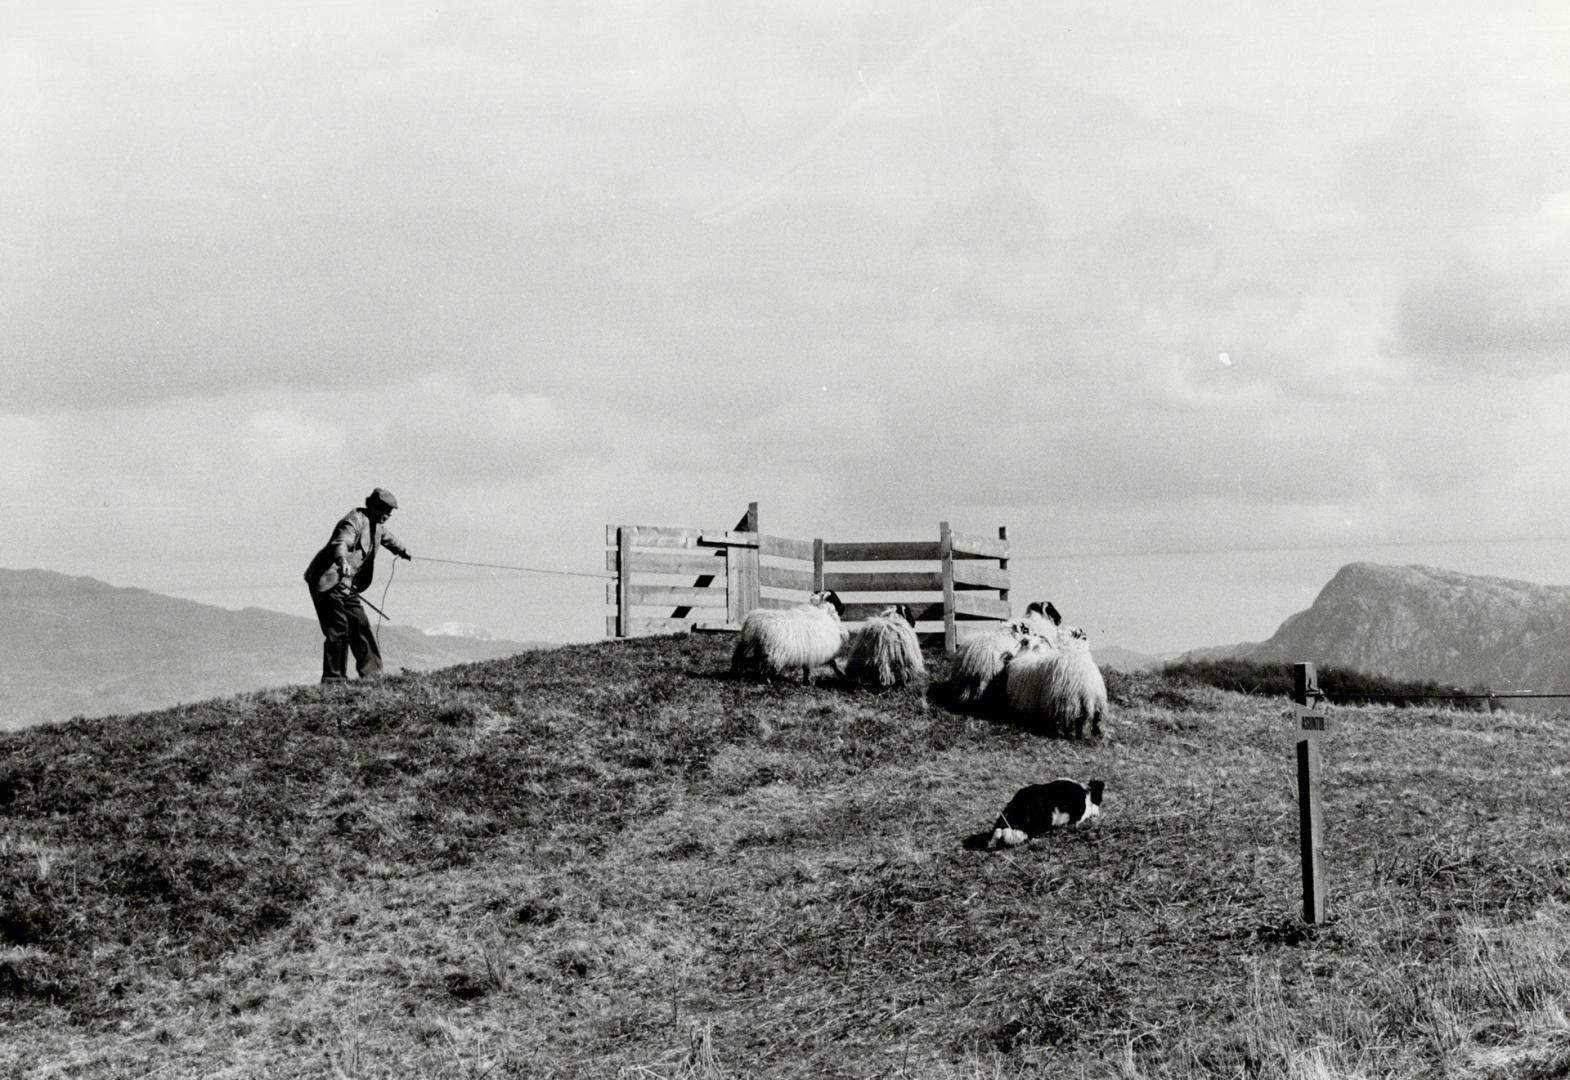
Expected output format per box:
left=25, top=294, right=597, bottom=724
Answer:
left=5, top=1, right=1570, bottom=656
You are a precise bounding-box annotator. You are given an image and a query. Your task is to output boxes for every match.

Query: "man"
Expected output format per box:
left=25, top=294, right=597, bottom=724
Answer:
left=303, top=487, right=413, bottom=683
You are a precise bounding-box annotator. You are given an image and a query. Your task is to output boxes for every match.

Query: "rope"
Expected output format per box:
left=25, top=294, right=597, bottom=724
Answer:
left=413, top=555, right=613, bottom=580
left=358, top=553, right=608, bottom=650
left=373, top=556, right=397, bottom=646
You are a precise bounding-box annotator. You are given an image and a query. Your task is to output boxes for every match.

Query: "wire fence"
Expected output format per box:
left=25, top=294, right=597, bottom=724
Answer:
left=1323, top=689, right=1570, bottom=712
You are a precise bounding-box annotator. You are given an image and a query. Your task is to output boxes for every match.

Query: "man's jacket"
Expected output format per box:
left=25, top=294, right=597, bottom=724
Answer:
left=304, top=508, right=408, bottom=594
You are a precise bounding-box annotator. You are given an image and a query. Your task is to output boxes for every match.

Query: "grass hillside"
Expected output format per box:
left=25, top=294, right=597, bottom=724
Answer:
left=2, top=634, right=1568, bottom=1078
left=0, top=568, right=541, bottom=729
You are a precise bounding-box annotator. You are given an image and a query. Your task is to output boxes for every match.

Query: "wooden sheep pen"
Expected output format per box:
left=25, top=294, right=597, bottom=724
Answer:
left=605, top=503, right=1014, bottom=653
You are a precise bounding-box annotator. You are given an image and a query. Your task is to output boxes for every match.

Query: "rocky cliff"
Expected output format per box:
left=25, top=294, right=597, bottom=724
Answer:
left=1243, top=562, right=1570, bottom=692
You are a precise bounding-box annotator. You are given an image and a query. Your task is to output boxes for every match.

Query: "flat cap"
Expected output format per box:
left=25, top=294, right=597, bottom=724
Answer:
left=367, top=487, right=398, bottom=509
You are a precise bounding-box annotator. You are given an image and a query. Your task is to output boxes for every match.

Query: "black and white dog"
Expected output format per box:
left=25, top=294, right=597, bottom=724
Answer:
left=986, top=778, right=1104, bottom=849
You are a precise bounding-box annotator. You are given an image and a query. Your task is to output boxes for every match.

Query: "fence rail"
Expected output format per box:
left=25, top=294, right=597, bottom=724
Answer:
left=1324, top=689, right=1570, bottom=713
left=606, top=502, right=1016, bottom=653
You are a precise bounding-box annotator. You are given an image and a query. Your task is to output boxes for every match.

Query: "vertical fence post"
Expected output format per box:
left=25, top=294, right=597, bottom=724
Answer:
left=616, top=526, right=633, bottom=638
left=997, top=525, right=1010, bottom=611
left=812, top=538, right=825, bottom=593
left=725, top=541, right=743, bottom=625
left=939, top=521, right=957, bottom=655
left=733, top=502, right=761, bottom=619
left=1294, top=661, right=1327, bottom=923
left=734, top=541, right=761, bottom=619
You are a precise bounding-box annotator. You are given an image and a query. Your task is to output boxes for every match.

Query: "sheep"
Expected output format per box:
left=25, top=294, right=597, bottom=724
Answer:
left=1048, top=629, right=1108, bottom=738
left=1000, top=626, right=1106, bottom=738
left=1022, top=599, right=1063, bottom=638
left=999, top=630, right=1063, bottom=719
left=935, top=617, right=1031, bottom=711
left=730, top=590, right=846, bottom=685
left=842, top=604, right=925, bottom=689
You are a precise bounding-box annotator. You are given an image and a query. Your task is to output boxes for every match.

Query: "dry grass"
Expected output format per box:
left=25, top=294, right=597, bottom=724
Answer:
left=1, top=636, right=1568, bottom=1078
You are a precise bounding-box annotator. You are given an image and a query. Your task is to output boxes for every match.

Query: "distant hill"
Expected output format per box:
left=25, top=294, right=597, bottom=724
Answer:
left=1194, top=562, right=1570, bottom=693
left=424, top=621, right=497, bottom=640
left=0, top=568, right=544, bottom=729
left=1092, top=643, right=1169, bottom=671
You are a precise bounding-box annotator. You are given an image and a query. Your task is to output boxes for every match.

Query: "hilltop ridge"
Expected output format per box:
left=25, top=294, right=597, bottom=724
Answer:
left=0, top=567, right=543, bottom=729
left=2, top=632, right=1567, bottom=1077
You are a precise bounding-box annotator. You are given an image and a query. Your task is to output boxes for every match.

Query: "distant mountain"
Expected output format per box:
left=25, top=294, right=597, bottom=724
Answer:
left=1197, top=563, right=1570, bottom=692
left=424, top=621, right=496, bottom=640
left=0, top=569, right=543, bottom=730
left=1173, top=640, right=1261, bottom=664
left=1093, top=644, right=1169, bottom=671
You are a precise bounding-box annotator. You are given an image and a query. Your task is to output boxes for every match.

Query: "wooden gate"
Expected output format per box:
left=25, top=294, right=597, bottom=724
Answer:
left=606, top=503, right=1014, bottom=653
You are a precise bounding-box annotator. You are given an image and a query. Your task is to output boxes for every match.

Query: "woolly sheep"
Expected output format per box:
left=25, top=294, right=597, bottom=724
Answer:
left=1048, top=630, right=1107, bottom=738
left=843, top=604, right=925, bottom=689
left=936, top=617, right=1031, bottom=711
left=1001, top=627, right=1106, bottom=738
left=730, top=590, right=846, bottom=685
left=1000, top=630, right=1062, bottom=714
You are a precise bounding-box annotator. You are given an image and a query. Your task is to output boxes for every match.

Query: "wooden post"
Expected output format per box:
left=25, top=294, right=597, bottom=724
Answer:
left=616, top=527, right=633, bottom=638
left=939, top=521, right=957, bottom=655
left=725, top=543, right=742, bottom=625
left=812, top=538, right=825, bottom=593
left=724, top=502, right=760, bottom=625
left=735, top=541, right=760, bottom=619
left=1294, top=662, right=1327, bottom=923
left=997, top=525, right=1010, bottom=610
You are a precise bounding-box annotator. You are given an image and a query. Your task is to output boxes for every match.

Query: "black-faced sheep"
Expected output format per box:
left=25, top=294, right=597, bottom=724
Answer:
left=1001, top=625, right=1106, bottom=738
left=842, top=604, right=925, bottom=689
left=730, top=590, right=846, bottom=684
left=1022, top=599, right=1063, bottom=637
left=937, top=617, right=1031, bottom=710
left=1049, top=629, right=1108, bottom=738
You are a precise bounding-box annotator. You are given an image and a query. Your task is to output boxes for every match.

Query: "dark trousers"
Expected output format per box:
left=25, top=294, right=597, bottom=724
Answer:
left=308, top=586, right=383, bottom=682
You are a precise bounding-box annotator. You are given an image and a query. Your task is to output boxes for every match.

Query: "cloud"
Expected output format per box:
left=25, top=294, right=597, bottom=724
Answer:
left=375, top=376, right=604, bottom=486
left=244, top=409, right=346, bottom=466
left=1342, top=87, right=1570, bottom=376
left=1393, top=257, right=1570, bottom=374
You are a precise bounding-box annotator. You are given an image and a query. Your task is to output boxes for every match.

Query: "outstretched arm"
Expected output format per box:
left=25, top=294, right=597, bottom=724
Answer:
left=380, top=527, right=413, bottom=560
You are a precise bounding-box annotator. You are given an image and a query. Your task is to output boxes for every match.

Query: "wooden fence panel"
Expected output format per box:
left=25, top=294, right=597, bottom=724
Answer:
left=955, top=621, right=1009, bottom=642
left=841, top=601, right=947, bottom=623
left=609, top=505, right=1015, bottom=651
left=822, top=540, right=943, bottom=562
left=625, top=616, right=708, bottom=635
left=760, top=564, right=816, bottom=592
left=951, top=561, right=1010, bottom=590
left=606, top=549, right=727, bottom=576
left=605, top=525, right=705, bottom=548
left=761, top=534, right=816, bottom=561
left=823, top=570, right=945, bottom=592
left=953, top=592, right=1012, bottom=620
left=625, top=585, right=728, bottom=608
left=950, top=530, right=1010, bottom=559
